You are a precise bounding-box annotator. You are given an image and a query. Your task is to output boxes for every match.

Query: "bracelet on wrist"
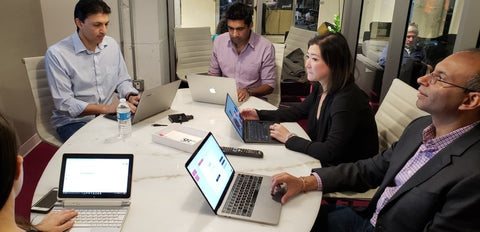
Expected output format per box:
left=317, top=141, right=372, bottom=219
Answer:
left=285, top=132, right=296, bottom=142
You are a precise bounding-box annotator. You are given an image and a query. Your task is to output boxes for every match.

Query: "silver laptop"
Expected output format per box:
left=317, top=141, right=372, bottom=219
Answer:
left=104, top=80, right=181, bottom=124
left=185, top=132, right=282, bottom=225
left=54, top=153, right=134, bottom=232
left=187, top=74, right=239, bottom=105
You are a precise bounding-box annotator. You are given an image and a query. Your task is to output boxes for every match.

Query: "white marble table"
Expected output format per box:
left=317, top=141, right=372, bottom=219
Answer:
left=32, top=89, right=322, bottom=231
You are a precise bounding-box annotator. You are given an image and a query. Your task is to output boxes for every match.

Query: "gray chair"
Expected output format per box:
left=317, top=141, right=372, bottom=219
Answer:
left=174, top=27, right=212, bottom=81
left=22, top=56, right=63, bottom=147
left=323, top=78, right=428, bottom=202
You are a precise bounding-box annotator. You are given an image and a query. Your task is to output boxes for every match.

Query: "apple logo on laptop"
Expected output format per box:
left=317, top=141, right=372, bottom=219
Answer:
left=209, top=88, right=217, bottom=94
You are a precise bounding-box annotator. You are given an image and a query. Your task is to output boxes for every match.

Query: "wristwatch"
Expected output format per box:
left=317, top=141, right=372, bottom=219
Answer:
left=247, top=88, right=253, bottom=95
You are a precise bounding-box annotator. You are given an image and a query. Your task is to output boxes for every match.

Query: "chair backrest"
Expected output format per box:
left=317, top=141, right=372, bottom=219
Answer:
left=283, top=26, right=316, bottom=58
left=265, top=43, right=285, bottom=107
left=22, top=56, right=63, bottom=147
left=174, top=27, right=212, bottom=81
left=375, top=78, right=428, bottom=151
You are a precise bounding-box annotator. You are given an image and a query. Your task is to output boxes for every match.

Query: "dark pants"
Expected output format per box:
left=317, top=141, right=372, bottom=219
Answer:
left=311, top=204, right=374, bottom=232
left=56, top=122, right=86, bottom=142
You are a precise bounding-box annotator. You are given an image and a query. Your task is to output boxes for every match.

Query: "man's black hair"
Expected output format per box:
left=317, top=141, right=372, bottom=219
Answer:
left=225, top=2, right=253, bottom=26
left=74, top=0, right=111, bottom=31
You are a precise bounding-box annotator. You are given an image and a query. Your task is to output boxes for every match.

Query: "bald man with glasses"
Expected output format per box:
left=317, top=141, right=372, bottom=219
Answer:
left=269, top=49, right=480, bottom=232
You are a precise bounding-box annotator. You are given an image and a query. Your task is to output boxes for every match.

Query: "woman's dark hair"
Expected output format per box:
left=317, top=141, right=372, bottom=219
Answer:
left=0, top=114, right=19, bottom=210
left=74, top=0, right=111, bottom=31
left=225, top=2, right=253, bottom=26
left=307, top=32, right=354, bottom=93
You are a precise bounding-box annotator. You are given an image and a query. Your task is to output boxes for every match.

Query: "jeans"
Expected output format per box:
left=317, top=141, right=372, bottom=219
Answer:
left=312, top=204, right=374, bottom=232
left=56, top=122, right=86, bottom=142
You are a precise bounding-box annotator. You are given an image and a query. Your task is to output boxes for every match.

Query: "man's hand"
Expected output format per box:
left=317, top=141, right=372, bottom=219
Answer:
left=270, top=172, right=304, bottom=204
left=237, top=88, right=250, bottom=102
left=34, top=209, right=78, bottom=232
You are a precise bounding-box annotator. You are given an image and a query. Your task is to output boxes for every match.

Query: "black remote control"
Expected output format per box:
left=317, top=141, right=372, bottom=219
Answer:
left=221, top=146, right=264, bottom=158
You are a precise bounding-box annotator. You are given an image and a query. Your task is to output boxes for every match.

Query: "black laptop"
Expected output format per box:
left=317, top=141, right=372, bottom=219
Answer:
left=224, top=93, right=279, bottom=143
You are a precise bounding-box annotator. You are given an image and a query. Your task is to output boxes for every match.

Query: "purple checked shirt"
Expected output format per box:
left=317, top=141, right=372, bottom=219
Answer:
left=208, top=31, right=276, bottom=90
left=370, top=121, right=480, bottom=226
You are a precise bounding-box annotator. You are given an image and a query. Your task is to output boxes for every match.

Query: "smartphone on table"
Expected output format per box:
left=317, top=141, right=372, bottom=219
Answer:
left=31, top=187, right=58, bottom=213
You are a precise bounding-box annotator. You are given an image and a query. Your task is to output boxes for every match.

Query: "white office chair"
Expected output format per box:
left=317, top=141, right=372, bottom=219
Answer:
left=265, top=43, right=285, bottom=107
left=323, top=78, right=428, bottom=202
left=22, top=56, right=63, bottom=147
left=283, top=26, right=316, bottom=59
left=174, top=27, right=212, bottom=81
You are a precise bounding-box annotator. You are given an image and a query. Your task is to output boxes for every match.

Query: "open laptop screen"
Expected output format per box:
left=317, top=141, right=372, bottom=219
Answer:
left=185, top=133, right=234, bottom=211
left=224, top=93, right=244, bottom=138
left=58, top=153, right=133, bottom=199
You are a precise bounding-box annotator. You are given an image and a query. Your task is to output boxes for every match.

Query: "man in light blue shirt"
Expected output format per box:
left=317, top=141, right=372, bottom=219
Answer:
left=45, top=0, right=139, bottom=142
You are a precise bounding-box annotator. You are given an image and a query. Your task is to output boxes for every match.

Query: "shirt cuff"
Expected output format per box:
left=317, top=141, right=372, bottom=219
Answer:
left=311, top=172, right=323, bottom=191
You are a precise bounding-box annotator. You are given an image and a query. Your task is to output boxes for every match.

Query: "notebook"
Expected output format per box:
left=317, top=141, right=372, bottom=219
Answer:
left=187, top=74, right=239, bottom=105
left=104, top=80, right=181, bottom=124
left=224, top=93, right=279, bottom=143
left=185, top=132, right=282, bottom=225
left=54, top=153, right=134, bottom=232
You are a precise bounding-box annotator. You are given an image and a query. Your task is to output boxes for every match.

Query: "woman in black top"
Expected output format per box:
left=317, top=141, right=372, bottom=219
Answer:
left=241, top=32, right=378, bottom=166
left=0, top=114, right=77, bottom=231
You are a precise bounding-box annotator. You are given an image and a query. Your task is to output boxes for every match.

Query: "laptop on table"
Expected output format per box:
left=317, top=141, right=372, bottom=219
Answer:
left=54, top=153, right=134, bottom=232
left=224, top=93, right=279, bottom=143
left=185, top=132, right=282, bottom=225
left=187, top=74, right=239, bottom=105
left=104, top=80, right=181, bottom=124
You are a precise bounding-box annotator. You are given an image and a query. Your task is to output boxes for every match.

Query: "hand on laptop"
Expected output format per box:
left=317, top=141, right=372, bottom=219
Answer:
left=269, top=123, right=290, bottom=143
left=34, top=209, right=78, bottom=232
left=240, top=108, right=259, bottom=120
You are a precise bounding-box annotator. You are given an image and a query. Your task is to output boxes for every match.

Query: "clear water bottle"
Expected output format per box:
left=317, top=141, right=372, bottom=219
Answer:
left=117, top=98, right=131, bottom=138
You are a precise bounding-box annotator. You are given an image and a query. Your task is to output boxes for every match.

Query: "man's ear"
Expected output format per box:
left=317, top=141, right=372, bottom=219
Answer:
left=248, top=21, right=253, bottom=30
left=74, top=18, right=83, bottom=30
left=459, top=92, right=480, bottom=111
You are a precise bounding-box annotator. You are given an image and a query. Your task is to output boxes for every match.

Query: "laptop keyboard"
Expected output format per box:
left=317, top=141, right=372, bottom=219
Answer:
left=245, top=122, right=270, bottom=141
left=221, top=174, right=262, bottom=217
left=54, top=208, right=128, bottom=228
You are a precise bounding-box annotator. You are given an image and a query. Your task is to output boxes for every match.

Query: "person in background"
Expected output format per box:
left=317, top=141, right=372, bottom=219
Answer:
left=241, top=32, right=378, bottom=166
left=208, top=2, right=276, bottom=102
left=0, top=114, right=78, bottom=231
left=45, top=0, right=140, bottom=142
left=378, top=22, right=426, bottom=68
left=271, top=49, right=480, bottom=231
left=212, top=17, right=228, bottom=41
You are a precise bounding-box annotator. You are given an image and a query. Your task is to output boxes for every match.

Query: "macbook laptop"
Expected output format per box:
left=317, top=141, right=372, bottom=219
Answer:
left=187, top=74, right=239, bottom=105
left=104, top=80, right=181, bottom=124
left=224, top=93, right=279, bottom=143
left=185, top=132, right=282, bottom=225
left=53, top=153, right=134, bottom=232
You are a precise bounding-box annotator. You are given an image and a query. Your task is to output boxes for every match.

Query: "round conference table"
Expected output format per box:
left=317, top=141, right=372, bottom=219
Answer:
left=32, top=89, right=322, bottom=231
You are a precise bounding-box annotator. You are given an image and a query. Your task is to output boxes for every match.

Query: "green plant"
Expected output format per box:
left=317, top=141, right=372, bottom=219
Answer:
left=328, top=14, right=341, bottom=33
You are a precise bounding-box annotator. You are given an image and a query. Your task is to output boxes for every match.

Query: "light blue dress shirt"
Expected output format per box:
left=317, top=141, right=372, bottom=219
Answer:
left=45, top=32, right=138, bottom=128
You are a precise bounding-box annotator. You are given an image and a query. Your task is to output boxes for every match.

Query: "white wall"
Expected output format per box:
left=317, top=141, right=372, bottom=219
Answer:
left=40, top=0, right=121, bottom=47
left=178, top=0, right=217, bottom=35
left=358, top=0, right=395, bottom=42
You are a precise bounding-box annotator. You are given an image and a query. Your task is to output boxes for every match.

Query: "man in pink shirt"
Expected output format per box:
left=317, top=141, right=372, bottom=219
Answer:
left=208, top=3, right=276, bottom=102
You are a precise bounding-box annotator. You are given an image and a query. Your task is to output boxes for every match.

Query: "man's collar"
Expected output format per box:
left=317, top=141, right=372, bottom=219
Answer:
left=73, top=32, right=108, bottom=54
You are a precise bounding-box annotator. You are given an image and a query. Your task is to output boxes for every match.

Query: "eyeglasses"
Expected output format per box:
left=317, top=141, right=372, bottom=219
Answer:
left=428, top=72, right=476, bottom=92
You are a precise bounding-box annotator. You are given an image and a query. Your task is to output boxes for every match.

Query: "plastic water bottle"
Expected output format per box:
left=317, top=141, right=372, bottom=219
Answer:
left=117, top=98, right=131, bottom=138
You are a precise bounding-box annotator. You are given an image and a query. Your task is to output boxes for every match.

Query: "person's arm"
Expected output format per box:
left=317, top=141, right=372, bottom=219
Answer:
left=33, top=209, right=78, bottom=232
left=270, top=172, right=319, bottom=204
left=238, top=84, right=274, bottom=102
left=378, top=46, right=388, bottom=67
left=208, top=38, right=222, bottom=76
left=257, top=43, right=277, bottom=96
left=45, top=48, right=89, bottom=118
